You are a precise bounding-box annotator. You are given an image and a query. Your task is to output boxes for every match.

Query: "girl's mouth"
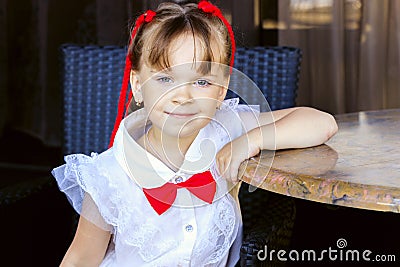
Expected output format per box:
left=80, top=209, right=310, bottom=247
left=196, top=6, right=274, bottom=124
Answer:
left=164, top=111, right=197, bottom=118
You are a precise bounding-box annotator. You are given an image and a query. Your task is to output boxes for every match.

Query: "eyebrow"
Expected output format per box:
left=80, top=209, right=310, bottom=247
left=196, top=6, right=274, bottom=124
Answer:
left=150, top=69, right=218, bottom=77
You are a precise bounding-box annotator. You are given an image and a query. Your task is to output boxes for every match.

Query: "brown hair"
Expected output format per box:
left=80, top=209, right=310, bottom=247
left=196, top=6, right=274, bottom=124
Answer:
left=128, top=2, right=232, bottom=73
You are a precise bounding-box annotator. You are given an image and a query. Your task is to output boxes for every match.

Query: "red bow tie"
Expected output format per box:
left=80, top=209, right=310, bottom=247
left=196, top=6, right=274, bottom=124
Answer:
left=142, top=170, right=216, bottom=215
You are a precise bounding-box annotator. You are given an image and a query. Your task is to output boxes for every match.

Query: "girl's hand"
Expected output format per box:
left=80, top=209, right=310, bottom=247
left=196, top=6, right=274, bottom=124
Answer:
left=216, top=128, right=262, bottom=183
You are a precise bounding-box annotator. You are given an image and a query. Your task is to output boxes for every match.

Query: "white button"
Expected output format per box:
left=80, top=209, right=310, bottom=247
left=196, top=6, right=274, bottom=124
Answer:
left=175, top=176, right=183, bottom=183
left=185, top=224, right=193, bottom=232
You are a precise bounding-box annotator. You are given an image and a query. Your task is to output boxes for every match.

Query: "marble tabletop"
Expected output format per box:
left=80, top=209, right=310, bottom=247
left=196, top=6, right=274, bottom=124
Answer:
left=239, top=109, right=400, bottom=212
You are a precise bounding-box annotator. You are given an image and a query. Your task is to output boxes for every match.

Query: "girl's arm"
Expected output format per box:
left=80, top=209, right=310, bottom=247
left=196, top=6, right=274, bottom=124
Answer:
left=60, top=216, right=111, bottom=267
left=256, top=106, right=338, bottom=149
left=216, top=107, right=338, bottom=182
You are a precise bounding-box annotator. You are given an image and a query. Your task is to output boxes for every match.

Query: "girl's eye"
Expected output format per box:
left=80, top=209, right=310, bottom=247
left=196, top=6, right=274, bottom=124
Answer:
left=194, top=79, right=211, bottom=88
left=157, top=76, right=173, bottom=84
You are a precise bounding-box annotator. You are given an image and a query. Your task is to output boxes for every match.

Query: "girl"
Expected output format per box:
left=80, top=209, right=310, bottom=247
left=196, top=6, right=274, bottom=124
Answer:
left=52, top=1, right=338, bottom=266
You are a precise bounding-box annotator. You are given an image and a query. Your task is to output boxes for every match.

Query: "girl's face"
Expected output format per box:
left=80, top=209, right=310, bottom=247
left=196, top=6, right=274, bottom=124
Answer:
left=131, top=35, right=229, bottom=139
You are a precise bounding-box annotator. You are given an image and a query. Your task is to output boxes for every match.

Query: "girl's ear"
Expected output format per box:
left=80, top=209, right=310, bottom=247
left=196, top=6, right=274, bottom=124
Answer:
left=130, top=70, right=143, bottom=103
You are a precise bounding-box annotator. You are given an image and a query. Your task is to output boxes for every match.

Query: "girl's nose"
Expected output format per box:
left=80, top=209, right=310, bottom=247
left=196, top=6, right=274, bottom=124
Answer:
left=171, top=83, right=193, bottom=105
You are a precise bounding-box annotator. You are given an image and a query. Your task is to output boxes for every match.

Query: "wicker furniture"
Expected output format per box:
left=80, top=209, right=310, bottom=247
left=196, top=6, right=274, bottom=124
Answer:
left=227, top=46, right=300, bottom=111
left=60, top=44, right=302, bottom=267
left=230, top=46, right=301, bottom=267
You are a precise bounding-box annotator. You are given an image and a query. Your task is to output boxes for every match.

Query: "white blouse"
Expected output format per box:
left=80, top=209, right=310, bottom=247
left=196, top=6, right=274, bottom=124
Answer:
left=52, top=98, right=260, bottom=267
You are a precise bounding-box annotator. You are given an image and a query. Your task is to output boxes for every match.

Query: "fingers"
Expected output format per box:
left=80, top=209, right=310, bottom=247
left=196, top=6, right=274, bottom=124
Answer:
left=229, top=161, right=240, bottom=183
left=216, top=152, right=240, bottom=184
left=216, top=155, right=226, bottom=179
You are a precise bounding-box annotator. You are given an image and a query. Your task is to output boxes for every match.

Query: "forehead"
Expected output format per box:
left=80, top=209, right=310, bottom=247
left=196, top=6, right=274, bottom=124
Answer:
left=166, top=34, right=223, bottom=66
left=142, top=31, right=226, bottom=68
left=168, top=35, right=198, bottom=66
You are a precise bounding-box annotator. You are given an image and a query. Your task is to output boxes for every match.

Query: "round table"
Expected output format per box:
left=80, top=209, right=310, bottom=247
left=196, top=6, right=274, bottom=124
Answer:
left=240, top=109, right=400, bottom=212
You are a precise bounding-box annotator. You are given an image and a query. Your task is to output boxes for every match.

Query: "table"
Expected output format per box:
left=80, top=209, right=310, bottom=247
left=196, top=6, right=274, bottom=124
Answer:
left=239, top=109, right=400, bottom=212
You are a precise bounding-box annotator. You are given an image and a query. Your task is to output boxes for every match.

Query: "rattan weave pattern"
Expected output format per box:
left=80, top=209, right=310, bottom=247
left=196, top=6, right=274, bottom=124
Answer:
left=61, top=45, right=127, bottom=155
left=227, top=46, right=301, bottom=111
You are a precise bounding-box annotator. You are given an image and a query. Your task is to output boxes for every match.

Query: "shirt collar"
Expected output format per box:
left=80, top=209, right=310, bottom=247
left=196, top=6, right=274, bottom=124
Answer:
left=113, top=108, right=217, bottom=189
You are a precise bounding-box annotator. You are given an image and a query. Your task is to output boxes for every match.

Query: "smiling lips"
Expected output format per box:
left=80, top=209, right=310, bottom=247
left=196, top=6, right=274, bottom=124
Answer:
left=164, top=111, right=197, bottom=118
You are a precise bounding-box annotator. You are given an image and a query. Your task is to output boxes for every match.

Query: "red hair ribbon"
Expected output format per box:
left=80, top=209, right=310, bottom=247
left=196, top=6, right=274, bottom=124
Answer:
left=198, top=0, right=222, bottom=15
left=108, top=10, right=156, bottom=148
left=198, top=0, right=236, bottom=69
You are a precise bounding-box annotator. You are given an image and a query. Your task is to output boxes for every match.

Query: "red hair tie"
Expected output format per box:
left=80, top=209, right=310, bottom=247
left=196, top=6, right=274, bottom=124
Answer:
left=108, top=10, right=156, bottom=148
left=198, top=0, right=236, bottom=69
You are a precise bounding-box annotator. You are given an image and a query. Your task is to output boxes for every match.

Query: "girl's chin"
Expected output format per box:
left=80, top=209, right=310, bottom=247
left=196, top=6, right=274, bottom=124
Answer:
left=150, top=117, right=211, bottom=136
left=156, top=126, right=201, bottom=140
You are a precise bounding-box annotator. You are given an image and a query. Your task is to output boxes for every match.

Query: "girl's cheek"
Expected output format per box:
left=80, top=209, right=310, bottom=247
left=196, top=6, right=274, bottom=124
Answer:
left=146, top=92, right=167, bottom=108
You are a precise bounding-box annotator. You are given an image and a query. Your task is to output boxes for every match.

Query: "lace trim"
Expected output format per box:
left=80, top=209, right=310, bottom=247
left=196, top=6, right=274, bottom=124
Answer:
left=59, top=152, right=179, bottom=261
left=221, top=97, right=239, bottom=110
left=61, top=152, right=238, bottom=264
left=192, top=197, right=237, bottom=265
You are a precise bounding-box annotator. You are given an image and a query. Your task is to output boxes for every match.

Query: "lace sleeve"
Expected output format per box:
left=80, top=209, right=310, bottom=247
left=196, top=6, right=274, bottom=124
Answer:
left=51, top=153, right=113, bottom=232
left=214, top=98, right=261, bottom=140
left=81, top=193, right=113, bottom=232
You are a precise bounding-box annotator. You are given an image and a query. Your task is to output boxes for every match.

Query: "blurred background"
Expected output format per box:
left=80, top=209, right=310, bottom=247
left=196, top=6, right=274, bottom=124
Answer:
left=0, top=0, right=399, bottom=266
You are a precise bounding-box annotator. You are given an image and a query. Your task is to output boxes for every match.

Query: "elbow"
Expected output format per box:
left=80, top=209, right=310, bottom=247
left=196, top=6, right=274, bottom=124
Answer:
left=323, top=113, right=338, bottom=142
left=300, top=107, right=338, bottom=143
